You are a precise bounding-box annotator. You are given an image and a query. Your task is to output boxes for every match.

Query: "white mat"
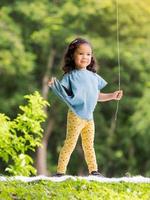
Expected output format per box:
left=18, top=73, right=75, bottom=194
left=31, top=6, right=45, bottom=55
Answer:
left=0, top=175, right=150, bottom=183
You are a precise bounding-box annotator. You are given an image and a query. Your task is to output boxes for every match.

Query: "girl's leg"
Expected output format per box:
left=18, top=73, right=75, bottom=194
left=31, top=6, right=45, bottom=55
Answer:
left=57, top=110, right=85, bottom=174
left=81, top=120, right=98, bottom=173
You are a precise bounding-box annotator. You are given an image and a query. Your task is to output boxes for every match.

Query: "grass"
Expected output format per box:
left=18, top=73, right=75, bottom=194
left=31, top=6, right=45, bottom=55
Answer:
left=0, top=179, right=150, bottom=200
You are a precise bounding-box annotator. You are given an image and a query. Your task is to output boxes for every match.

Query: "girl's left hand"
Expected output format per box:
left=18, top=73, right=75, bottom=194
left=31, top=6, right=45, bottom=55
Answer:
left=113, top=90, right=123, bottom=100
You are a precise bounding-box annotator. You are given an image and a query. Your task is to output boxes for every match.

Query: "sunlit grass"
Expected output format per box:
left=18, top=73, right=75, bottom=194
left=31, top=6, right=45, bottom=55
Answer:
left=0, top=179, right=150, bottom=200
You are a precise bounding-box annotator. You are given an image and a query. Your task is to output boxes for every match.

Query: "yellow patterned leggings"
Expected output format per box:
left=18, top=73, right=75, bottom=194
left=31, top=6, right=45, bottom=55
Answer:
left=57, top=110, right=98, bottom=174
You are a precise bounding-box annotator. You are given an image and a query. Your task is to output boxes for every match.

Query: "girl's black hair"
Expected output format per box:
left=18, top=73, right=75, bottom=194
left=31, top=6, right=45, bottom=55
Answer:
left=62, top=38, right=97, bottom=73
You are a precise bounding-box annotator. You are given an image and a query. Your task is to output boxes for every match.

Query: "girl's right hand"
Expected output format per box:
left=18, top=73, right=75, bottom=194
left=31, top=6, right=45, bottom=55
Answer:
left=113, top=90, right=123, bottom=100
left=48, top=77, right=56, bottom=87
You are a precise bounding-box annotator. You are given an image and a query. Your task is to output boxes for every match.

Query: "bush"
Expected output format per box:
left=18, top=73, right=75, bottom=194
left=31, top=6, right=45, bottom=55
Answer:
left=0, top=91, right=49, bottom=176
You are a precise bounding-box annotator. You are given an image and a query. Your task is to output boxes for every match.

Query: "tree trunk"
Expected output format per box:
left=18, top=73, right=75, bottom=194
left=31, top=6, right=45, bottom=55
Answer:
left=36, top=49, right=56, bottom=175
left=36, top=119, right=54, bottom=175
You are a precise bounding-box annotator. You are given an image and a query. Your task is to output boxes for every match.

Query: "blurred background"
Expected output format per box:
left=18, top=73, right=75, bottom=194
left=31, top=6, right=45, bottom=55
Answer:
left=0, top=0, right=150, bottom=177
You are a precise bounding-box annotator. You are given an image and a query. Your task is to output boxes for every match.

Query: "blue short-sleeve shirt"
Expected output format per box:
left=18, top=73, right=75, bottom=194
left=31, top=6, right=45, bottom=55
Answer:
left=50, top=69, right=107, bottom=120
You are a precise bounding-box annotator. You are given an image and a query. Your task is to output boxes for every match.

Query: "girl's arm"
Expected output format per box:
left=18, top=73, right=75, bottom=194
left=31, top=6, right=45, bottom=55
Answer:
left=98, top=90, right=123, bottom=102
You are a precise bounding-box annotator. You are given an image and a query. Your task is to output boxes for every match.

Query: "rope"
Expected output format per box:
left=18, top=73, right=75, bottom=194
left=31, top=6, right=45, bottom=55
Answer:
left=114, top=0, right=121, bottom=121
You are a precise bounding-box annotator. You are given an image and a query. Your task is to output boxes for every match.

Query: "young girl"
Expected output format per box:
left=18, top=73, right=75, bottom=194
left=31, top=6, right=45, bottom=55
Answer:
left=48, top=38, right=123, bottom=177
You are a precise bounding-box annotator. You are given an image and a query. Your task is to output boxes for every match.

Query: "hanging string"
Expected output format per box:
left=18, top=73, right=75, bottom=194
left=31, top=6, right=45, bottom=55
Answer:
left=114, top=0, right=121, bottom=121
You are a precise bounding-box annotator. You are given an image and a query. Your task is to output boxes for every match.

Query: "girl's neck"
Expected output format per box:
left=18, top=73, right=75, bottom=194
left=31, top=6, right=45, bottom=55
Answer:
left=75, top=67, right=87, bottom=70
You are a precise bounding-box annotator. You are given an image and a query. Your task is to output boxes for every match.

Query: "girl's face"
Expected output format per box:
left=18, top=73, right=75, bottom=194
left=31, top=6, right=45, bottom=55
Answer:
left=73, top=44, right=92, bottom=69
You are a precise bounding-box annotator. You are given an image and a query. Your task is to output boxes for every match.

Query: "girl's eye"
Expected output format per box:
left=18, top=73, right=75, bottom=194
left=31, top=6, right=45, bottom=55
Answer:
left=79, top=53, right=91, bottom=55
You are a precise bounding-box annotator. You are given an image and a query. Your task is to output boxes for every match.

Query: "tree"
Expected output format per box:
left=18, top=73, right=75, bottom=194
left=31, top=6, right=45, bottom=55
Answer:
left=130, top=84, right=150, bottom=176
left=0, top=6, right=35, bottom=117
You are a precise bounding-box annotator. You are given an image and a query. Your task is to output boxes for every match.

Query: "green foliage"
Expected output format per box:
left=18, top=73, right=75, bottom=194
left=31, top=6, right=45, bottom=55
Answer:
left=131, top=87, right=150, bottom=136
left=0, top=6, right=36, bottom=116
left=129, top=85, right=150, bottom=176
left=0, top=7, right=35, bottom=75
left=0, top=91, right=49, bottom=176
left=0, top=180, right=149, bottom=200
